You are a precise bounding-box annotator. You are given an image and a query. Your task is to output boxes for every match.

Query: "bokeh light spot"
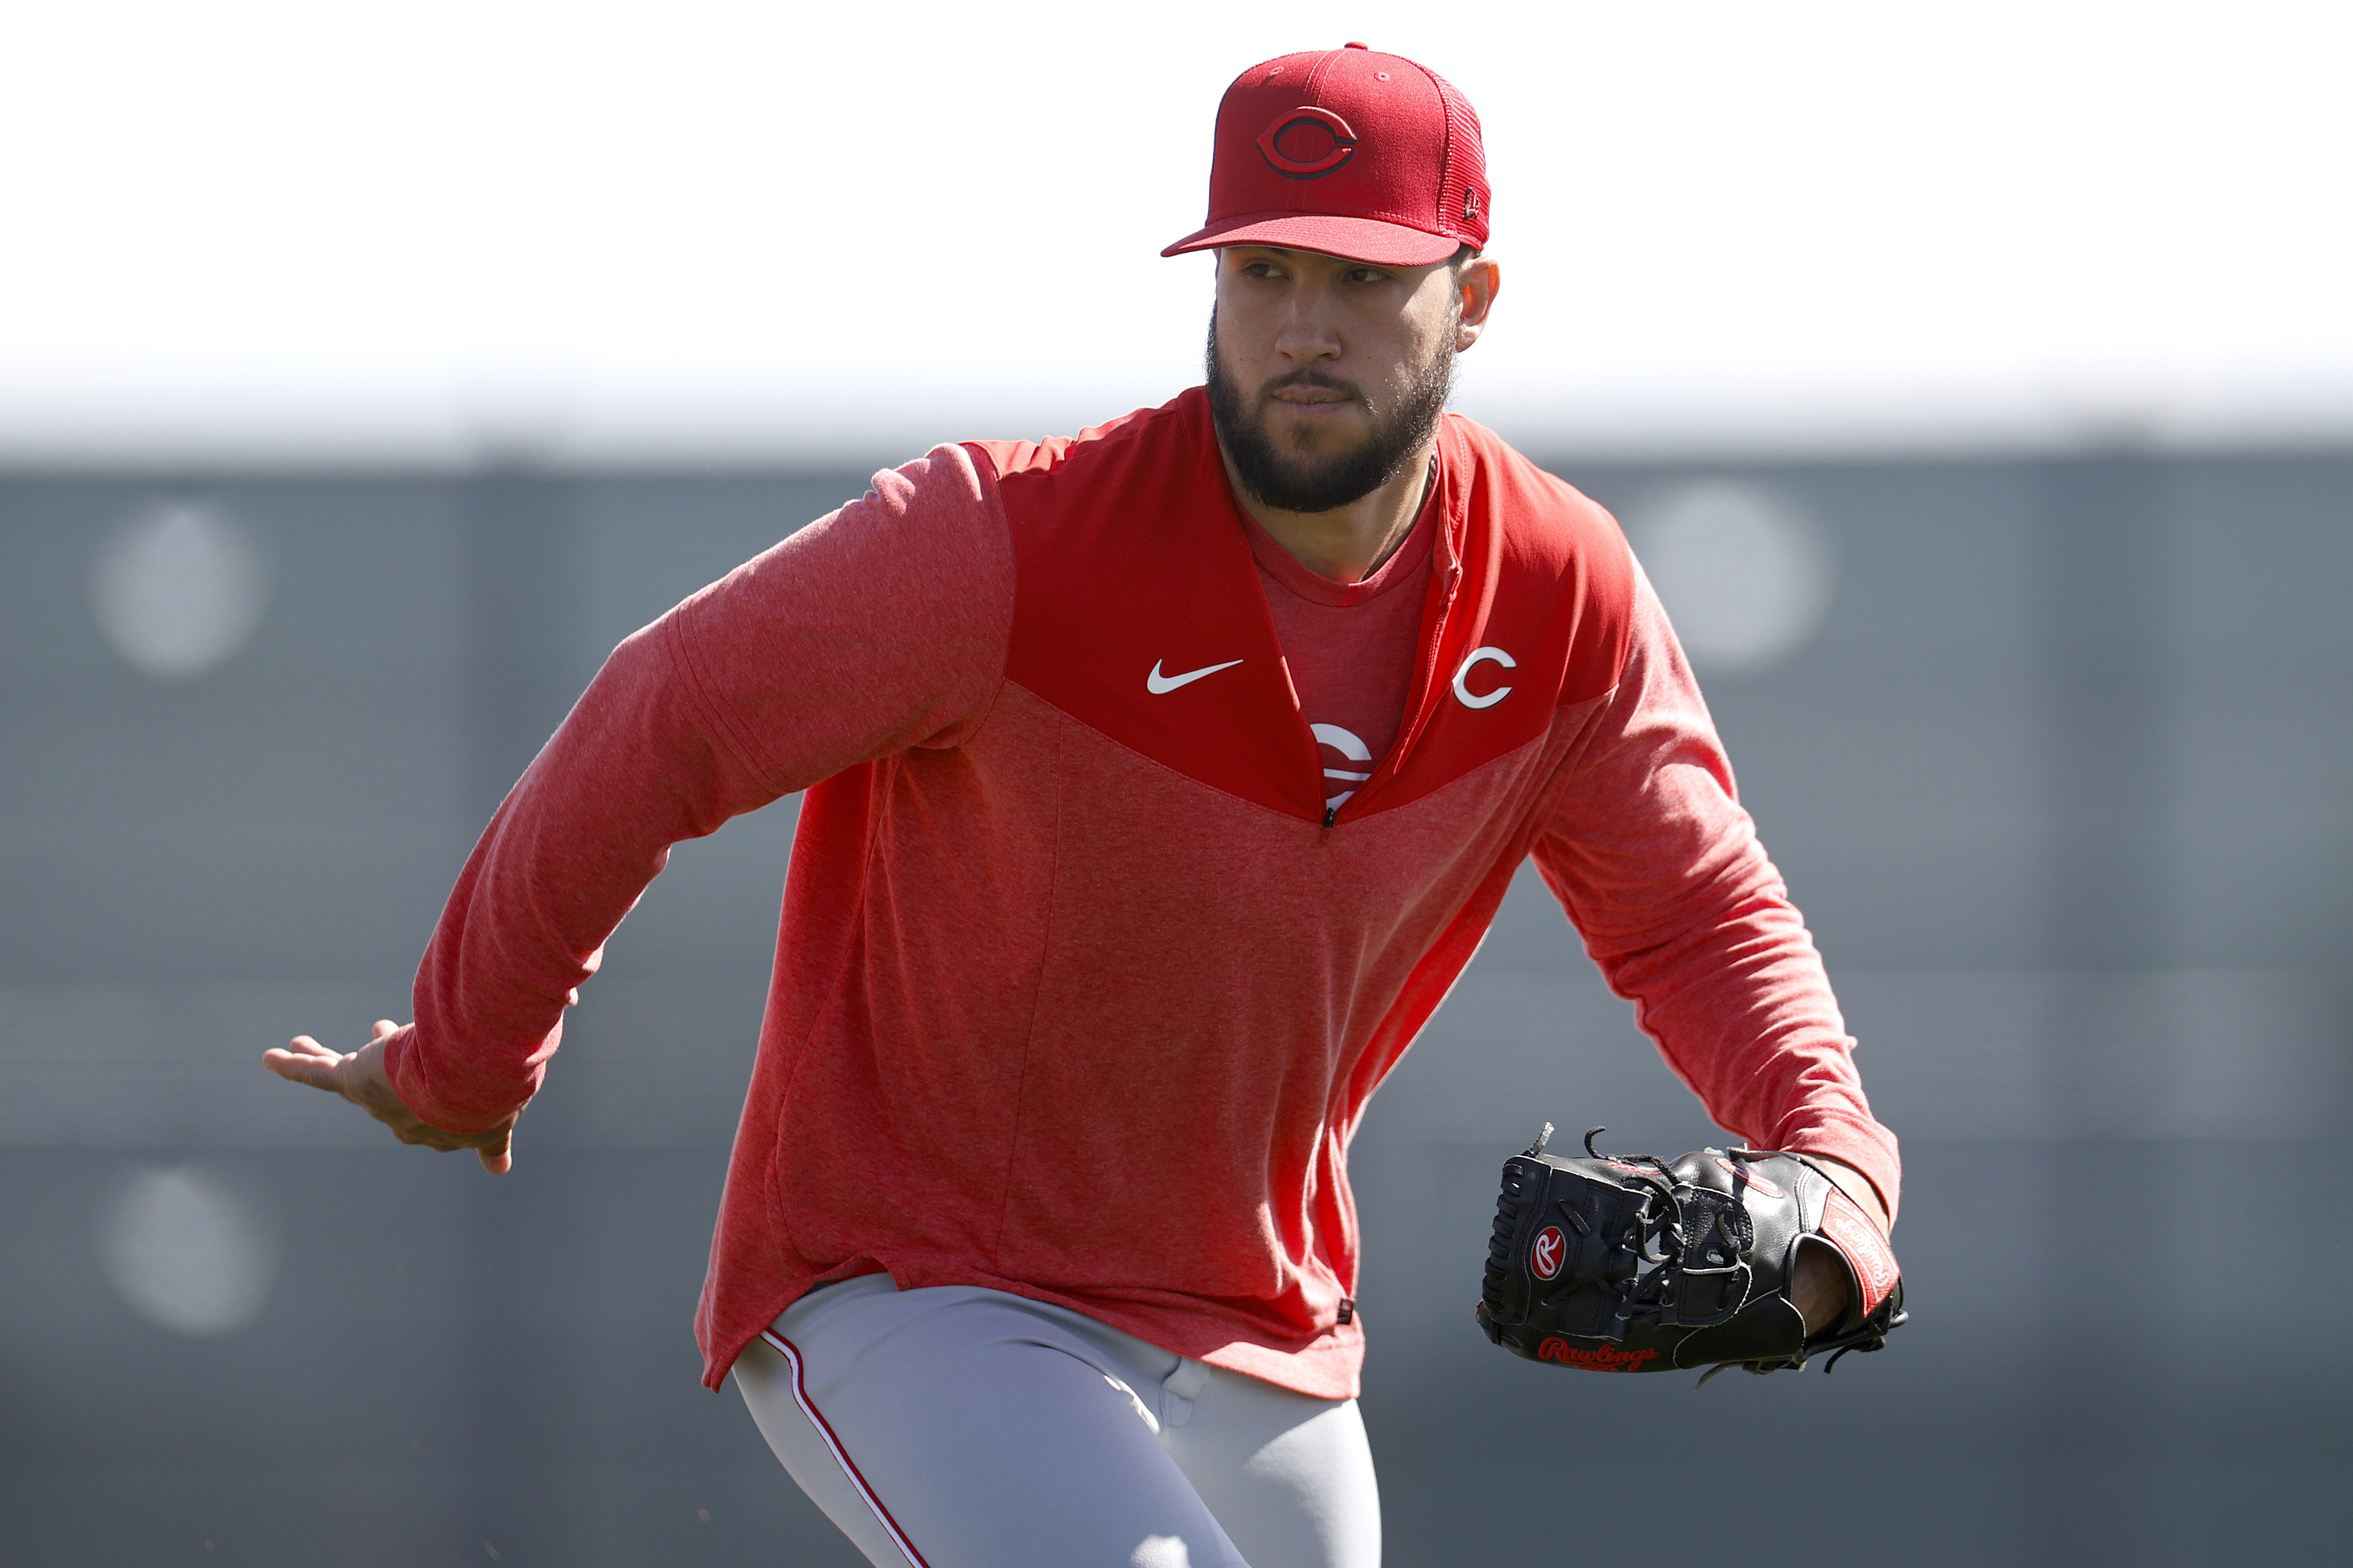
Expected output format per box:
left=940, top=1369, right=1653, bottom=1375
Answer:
left=89, top=500, right=273, bottom=681
left=96, top=1166, right=279, bottom=1337
left=1131, top=1536, right=1194, bottom=1568
left=1631, top=481, right=1836, bottom=674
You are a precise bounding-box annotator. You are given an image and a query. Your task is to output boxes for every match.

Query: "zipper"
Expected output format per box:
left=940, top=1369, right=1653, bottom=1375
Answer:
left=1331, top=558, right=1461, bottom=834
left=1321, top=454, right=1463, bottom=840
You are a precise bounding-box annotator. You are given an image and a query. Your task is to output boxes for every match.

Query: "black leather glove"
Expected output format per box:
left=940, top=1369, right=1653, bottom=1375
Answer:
left=1475, top=1125, right=1905, bottom=1383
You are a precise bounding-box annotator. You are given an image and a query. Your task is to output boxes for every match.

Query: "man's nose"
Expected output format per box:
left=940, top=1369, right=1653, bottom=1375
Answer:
left=1274, top=285, right=1343, bottom=363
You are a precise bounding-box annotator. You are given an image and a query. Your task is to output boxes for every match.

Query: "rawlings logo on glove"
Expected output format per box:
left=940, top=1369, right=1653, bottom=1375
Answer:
left=1536, top=1339, right=1659, bottom=1371
left=1475, top=1124, right=1907, bottom=1384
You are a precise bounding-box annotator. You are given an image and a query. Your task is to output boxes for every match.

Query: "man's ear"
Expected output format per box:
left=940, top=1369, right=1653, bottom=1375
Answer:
left=1455, top=255, right=1501, bottom=352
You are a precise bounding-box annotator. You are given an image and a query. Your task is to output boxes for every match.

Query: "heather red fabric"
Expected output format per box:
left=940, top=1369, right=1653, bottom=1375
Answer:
left=384, top=389, right=1899, bottom=1400
left=1241, top=483, right=1434, bottom=804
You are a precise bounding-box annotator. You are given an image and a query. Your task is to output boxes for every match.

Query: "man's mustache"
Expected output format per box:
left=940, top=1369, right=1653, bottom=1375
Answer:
left=1258, top=369, right=1365, bottom=405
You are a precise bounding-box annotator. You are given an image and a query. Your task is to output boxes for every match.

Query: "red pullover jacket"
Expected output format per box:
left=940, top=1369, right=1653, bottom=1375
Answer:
left=385, top=389, right=1899, bottom=1399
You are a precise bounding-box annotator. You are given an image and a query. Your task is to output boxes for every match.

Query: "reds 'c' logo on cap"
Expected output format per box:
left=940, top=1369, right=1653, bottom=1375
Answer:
left=1530, top=1225, right=1566, bottom=1280
left=1256, top=106, right=1358, bottom=180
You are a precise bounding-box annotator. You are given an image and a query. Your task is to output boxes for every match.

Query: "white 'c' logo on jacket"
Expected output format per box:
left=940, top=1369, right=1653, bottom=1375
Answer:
left=1451, top=647, right=1516, bottom=709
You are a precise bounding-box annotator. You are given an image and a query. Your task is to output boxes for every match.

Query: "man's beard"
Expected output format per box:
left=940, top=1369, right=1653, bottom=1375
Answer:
left=1204, top=317, right=1455, bottom=514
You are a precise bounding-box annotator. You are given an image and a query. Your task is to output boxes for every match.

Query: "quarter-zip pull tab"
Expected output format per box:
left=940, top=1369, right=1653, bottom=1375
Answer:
left=1321, top=805, right=1338, bottom=840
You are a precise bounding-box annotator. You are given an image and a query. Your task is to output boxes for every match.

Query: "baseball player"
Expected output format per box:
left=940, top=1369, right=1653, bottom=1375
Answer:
left=266, top=44, right=1898, bottom=1568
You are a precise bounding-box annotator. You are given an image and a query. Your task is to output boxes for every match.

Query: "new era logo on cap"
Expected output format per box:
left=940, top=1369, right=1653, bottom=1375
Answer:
left=1163, top=43, right=1491, bottom=268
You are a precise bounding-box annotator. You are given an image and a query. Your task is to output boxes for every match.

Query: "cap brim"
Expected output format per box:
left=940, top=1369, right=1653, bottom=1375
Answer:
left=1160, top=212, right=1461, bottom=267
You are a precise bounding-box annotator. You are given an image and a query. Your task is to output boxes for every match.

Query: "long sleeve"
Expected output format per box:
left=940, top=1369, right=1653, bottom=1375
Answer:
left=384, top=444, right=1015, bottom=1134
left=1532, top=570, right=1901, bottom=1220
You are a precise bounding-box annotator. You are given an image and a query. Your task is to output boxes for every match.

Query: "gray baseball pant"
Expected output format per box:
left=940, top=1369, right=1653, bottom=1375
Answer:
left=733, top=1273, right=1381, bottom=1568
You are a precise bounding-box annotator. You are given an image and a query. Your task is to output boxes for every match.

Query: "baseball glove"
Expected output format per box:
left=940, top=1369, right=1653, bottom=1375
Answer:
left=1474, top=1124, right=1905, bottom=1383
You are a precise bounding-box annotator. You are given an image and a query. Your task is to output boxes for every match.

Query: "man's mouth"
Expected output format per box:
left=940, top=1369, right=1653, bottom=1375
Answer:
left=1268, top=385, right=1353, bottom=407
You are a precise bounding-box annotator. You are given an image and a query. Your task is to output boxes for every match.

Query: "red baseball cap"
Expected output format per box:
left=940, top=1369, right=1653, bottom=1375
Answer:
left=1162, top=43, right=1491, bottom=267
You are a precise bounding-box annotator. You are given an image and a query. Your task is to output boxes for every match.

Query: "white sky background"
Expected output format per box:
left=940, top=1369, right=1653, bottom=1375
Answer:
left=2, top=0, right=2348, bottom=466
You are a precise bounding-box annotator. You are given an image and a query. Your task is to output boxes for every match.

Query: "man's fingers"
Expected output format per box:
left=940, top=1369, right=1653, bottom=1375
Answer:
left=262, top=1040, right=347, bottom=1092
left=263, top=1023, right=511, bottom=1172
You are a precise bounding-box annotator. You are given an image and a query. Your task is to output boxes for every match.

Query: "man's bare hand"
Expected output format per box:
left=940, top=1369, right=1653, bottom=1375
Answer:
left=262, top=1020, right=516, bottom=1173
left=1791, top=1156, right=1891, bottom=1335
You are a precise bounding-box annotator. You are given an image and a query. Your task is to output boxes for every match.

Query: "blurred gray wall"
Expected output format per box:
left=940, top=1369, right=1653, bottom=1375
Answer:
left=3, top=446, right=2347, bottom=1566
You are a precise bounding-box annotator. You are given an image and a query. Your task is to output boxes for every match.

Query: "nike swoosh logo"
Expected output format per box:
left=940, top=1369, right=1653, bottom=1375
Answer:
left=1146, top=657, right=1244, bottom=694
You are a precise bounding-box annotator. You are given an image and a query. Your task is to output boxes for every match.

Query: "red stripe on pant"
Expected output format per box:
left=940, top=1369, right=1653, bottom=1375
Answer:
left=760, top=1328, right=933, bottom=1568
